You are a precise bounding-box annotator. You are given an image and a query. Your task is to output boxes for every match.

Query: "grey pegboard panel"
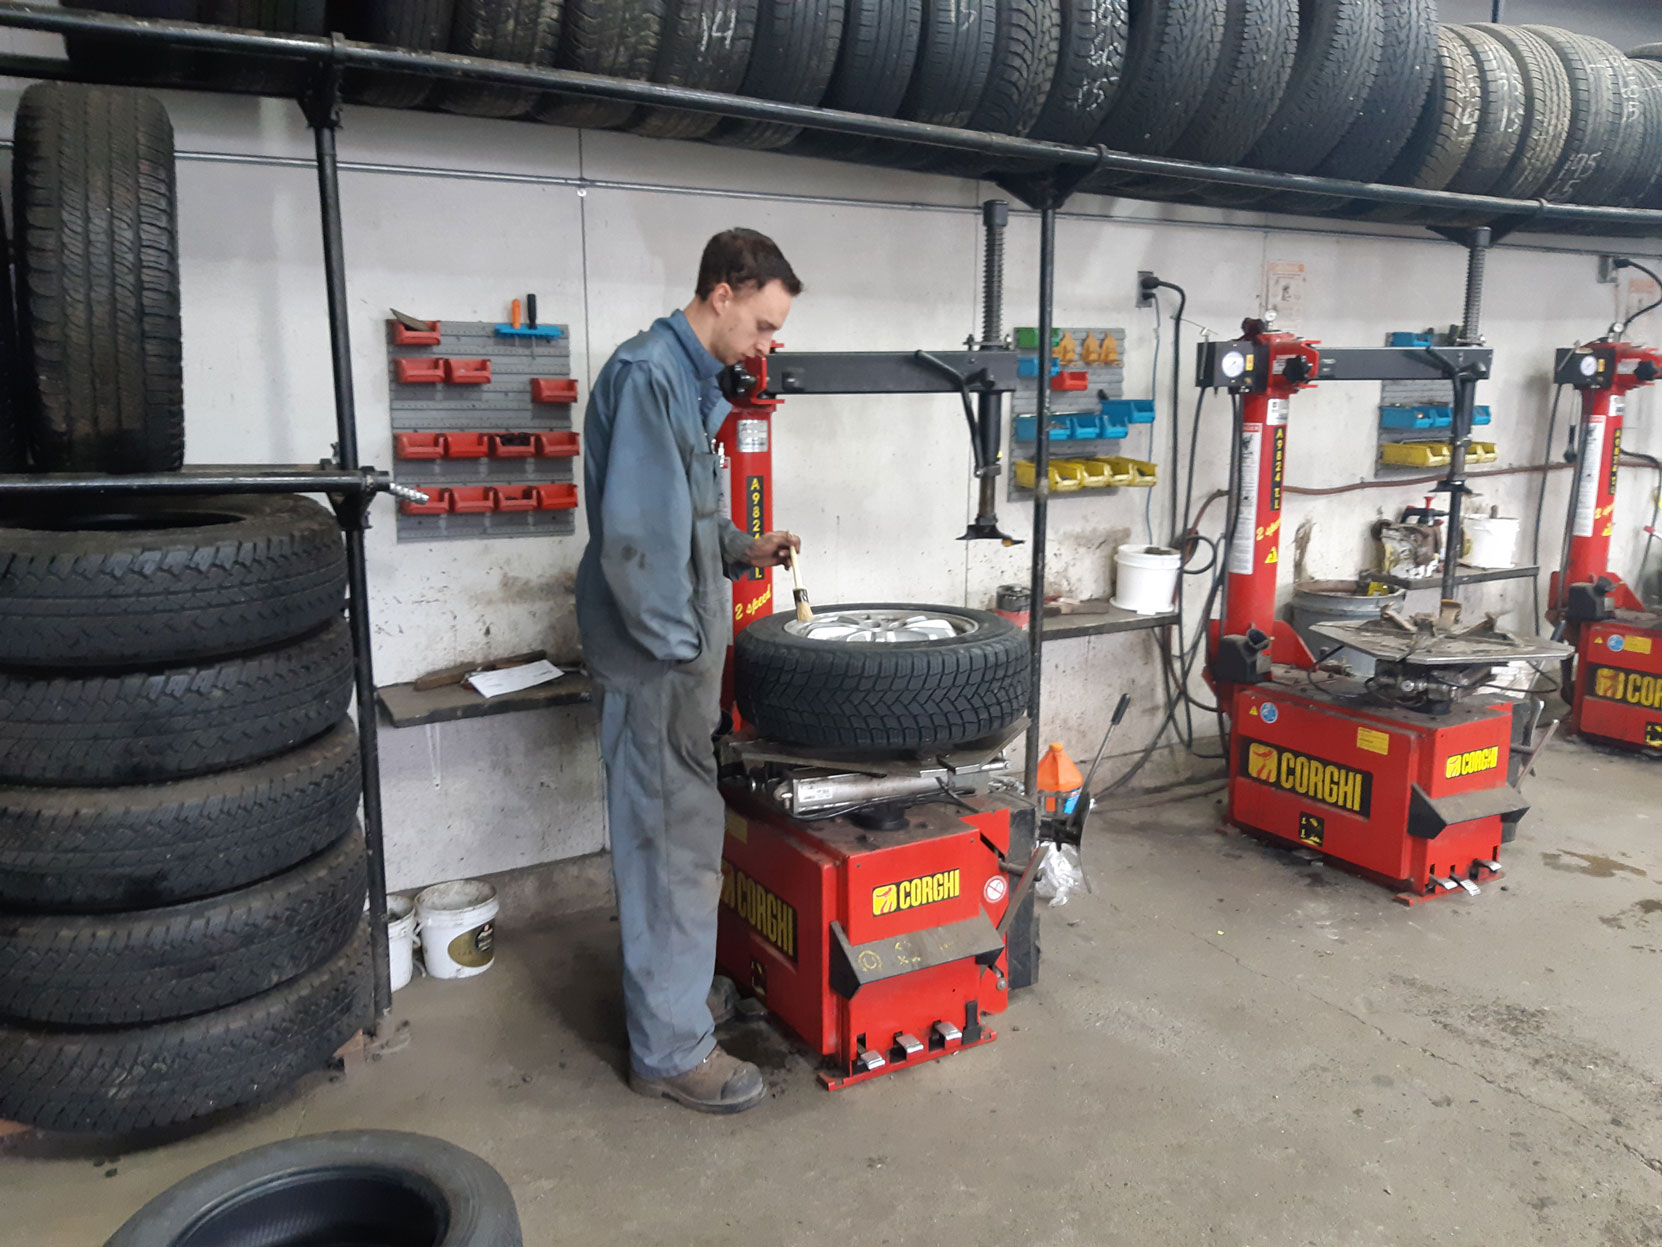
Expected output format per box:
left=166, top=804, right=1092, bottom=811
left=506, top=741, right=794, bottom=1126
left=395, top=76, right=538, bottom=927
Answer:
left=389, top=318, right=580, bottom=543
left=1013, top=326, right=1127, bottom=416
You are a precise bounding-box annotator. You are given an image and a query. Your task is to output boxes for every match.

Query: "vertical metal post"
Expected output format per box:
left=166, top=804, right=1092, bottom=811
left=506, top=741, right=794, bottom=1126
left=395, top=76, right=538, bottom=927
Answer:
left=1023, top=206, right=1057, bottom=795
left=306, top=68, right=392, bottom=1022
left=973, top=200, right=1009, bottom=534
left=1490, top=0, right=1505, bottom=22
left=1441, top=227, right=1490, bottom=604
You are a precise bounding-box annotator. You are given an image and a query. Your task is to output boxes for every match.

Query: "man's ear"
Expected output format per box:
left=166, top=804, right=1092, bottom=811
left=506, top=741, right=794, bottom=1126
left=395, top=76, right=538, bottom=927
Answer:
left=708, top=282, right=733, bottom=316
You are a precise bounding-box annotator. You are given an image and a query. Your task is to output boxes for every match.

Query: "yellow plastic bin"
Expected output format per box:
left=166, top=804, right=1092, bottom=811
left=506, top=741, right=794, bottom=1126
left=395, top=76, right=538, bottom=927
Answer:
left=1380, top=441, right=1450, bottom=468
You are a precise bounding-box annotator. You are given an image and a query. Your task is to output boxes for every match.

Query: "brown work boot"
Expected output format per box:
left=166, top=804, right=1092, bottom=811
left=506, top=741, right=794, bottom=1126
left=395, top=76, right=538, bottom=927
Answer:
left=630, top=1045, right=767, bottom=1114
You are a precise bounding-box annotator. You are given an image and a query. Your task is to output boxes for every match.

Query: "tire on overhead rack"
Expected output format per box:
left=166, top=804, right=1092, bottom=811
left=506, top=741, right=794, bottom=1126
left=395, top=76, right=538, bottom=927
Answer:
left=713, top=0, right=847, bottom=150
left=1027, top=0, right=1129, bottom=146
left=1630, top=58, right=1662, bottom=210
left=0, top=828, right=364, bottom=1026
left=928, top=0, right=1061, bottom=175
left=438, top=0, right=565, bottom=119
left=12, top=82, right=183, bottom=473
left=1468, top=23, right=1570, bottom=201
left=1355, top=26, right=1481, bottom=221
left=60, top=1, right=200, bottom=84
left=0, top=720, right=361, bottom=912
left=1599, top=52, right=1662, bottom=209
left=0, top=493, right=346, bottom=670
left=629, top=0, right=760, bottom=141
left=0, top=922, right=369, bottom=1134
left=1090, top=0, right=1226, bottom=159
left=1242, top=0, right=1384, bottom=176
left=105, top=1132, right=522, bottom=1247
left=1525, top=27, right=1637, bottom=206
left=534, top=0, right=666, bottom=131
left=0, top=183, right=21, bottom=475
left=734, top=604, right=1031, bottom=752
left=336, top=0, right=459, bottom=110
left=787, top=0, right=925, bottom=162
left=1312, top=0, right=1436, bottom=184
left=1443, top=25, right=1526, bottom=197
left=198, top=1, right=328, bottom=95
left=0, top=618, right=355, bottom=786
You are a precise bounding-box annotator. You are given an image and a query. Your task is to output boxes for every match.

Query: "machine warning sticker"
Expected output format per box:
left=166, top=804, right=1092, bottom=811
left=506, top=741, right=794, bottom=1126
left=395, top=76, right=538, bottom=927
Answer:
left=1618, top=634, right=1653, bottom=656
left=1298, top=813, right=1325, bottom=847
left=721, top=861, right=797, bottom=962
left=1241, top=740, right=1373, bottom=817
left=1355, top=727, right=1391, bottom=756
left=1591, top=667, right=1662, bottom=710
left=1228, top=429, right=1264, bottom=576
left=1573, top=415, right=1606, bottom=538
left=737, top=418, right=769, bottom=454
left=1646, top=724, right=1662, bottom=749
left=1444, top=747, right=1500, bottom=779
left=872, top=869, right=962, bottom=916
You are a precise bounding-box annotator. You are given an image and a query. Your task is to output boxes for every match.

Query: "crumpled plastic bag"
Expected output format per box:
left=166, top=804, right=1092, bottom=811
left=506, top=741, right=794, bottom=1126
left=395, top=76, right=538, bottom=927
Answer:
left=1034, top=843, right=1085, bottom=907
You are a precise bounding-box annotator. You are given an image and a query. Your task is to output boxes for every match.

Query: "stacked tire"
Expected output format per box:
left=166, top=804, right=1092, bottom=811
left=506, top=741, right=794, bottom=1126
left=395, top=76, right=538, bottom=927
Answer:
left=0, top=82, right=370, bottom=1135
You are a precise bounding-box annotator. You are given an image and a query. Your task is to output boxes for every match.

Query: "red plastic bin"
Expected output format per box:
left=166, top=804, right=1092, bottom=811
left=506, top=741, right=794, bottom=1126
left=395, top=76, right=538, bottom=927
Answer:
left=440, top=433, right=490, bottom=459
left=1051, top=370, right=1089, bottom=392
left=447, top=486, right=496, bottom=514
left=395, top=357, right=445, bottom=384
left=489, top=433, right=537, bottom=458
left=445, top=358, right=492, bottom=384
left=399, top=489, right=450, bottom=516
left=493, top=486, right=540, bottom=513
left=394, top=432, right=444, bottom=460
left=534, top=483, right=579, bottom=511
left=391, top=320, right=441, bottom=347
left=531, top=377, right=579, bottom=404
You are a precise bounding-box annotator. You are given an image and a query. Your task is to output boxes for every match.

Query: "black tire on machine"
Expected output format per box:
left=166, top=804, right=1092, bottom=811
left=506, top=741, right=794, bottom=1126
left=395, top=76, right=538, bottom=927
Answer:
left=0, top=719, right=362, bottom=912
left=0, top=618, right=355, bottom=786
left=1026, top=0, right=1129, bottom=146
left=534, top=0, right=666, bottom=130
left=11, top=82, right=183, bottom=473
left=104, top=1131, right=523, bottom=1247
left=712, top=0, right=847, bottom=149
left=0, top=924, right=369, bottom=1134
left=438, top=0, right=565, bottom=118
left=0, top=493, right=347, bottom=670
left=734, top=604, right=1032, bottom=752
left=334, top=0, right=459, bottom=109
left=630, top=0, right=761, bottom=141
left=0, top=829, right=365, bottom=1026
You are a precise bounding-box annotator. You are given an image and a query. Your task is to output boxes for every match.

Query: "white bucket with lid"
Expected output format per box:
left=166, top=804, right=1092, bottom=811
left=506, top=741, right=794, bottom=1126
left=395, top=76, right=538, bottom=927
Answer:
left=386, top=894, right=417, bottom=992
left=1112, top=544, right=1182, bottom=615
left=1464, top=514, right=1520, bottom=569
left=414, top=880, right=498, bottom=980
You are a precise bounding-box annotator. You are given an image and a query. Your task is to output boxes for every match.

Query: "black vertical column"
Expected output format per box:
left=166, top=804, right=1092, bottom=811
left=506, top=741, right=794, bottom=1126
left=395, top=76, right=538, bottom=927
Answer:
left=1022, top=206, right=1057, bottom=795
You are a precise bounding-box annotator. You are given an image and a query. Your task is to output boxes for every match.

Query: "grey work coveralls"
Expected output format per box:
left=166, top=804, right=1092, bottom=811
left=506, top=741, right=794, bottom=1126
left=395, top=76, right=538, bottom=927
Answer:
left=575, top=310, right=753, bottom=1079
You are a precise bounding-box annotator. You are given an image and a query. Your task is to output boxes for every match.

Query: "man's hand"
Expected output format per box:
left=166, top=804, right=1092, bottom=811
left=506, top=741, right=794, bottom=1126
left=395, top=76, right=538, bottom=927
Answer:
left=742, top=531, right=801, bottom=569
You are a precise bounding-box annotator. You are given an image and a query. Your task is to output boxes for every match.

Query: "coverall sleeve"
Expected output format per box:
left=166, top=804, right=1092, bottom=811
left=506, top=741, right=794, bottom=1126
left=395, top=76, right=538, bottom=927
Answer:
left=719, top=521, right=753, bottom=581
left=598, top=363, right=702, bottom=662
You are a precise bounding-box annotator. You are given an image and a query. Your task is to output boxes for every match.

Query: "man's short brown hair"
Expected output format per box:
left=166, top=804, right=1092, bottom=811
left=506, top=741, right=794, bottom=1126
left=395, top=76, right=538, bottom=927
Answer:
left=695, top=228, right=802, bottom=299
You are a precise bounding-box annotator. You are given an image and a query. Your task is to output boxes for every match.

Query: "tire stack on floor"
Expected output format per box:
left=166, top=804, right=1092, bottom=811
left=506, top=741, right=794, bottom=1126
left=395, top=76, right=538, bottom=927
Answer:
left=0, top=81, right=370, bottom=1136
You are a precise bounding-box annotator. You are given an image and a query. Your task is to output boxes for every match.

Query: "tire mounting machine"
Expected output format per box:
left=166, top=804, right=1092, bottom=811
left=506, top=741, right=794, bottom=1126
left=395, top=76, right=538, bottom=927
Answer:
left=708, top=205, right=1041, bottom=1088
left=1548, top=336, right=1662, bottom=753
left=1196, top=230, right=1569, bottom=903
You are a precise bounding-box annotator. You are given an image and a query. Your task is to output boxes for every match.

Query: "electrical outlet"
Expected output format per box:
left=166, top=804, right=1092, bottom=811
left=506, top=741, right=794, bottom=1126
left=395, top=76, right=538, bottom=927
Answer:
left=1136, top=271, right=1157, bottom=307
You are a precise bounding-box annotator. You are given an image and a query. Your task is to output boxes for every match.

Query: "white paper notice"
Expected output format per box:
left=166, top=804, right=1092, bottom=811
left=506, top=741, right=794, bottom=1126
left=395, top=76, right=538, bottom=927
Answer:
left=465, top=659, right=564, bottom=698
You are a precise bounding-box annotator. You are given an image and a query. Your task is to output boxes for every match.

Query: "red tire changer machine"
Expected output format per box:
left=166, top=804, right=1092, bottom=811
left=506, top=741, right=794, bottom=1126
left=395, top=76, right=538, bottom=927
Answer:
left=707, top=205, right=1042, bottom=1088
left=1548, top=338, right=1662, bottom=752
left=1196, top=304, right=1569, bottom=903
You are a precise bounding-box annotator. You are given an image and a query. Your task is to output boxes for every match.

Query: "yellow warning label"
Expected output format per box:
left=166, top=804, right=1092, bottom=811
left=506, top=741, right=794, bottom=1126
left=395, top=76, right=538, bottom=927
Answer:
left=1620, top=634, right=1654, bottom=656
left=873, top=869, right=961, bottom=916
left=721, top=861, right=796, bottom=961
left=1355, top=728, right=1391, bottom=756
left=1443, top=746, right=1500, bottom=779
left=1298, top=813, right=1325, bottom=847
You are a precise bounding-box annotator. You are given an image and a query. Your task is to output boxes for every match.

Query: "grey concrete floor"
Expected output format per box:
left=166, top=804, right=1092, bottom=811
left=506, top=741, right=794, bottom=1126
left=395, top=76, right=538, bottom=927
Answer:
left=5, top=740, right=1661, bottom=1245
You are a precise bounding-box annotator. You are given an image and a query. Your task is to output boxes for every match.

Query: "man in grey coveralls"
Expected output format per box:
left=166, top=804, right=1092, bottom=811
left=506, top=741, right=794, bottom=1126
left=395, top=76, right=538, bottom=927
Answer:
left=576, top=229, right=801, bottom=1114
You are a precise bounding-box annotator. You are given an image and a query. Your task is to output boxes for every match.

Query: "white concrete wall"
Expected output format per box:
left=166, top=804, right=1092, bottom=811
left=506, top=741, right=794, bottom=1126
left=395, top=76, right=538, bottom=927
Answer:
left=3, top=78, right=1657, bottom=891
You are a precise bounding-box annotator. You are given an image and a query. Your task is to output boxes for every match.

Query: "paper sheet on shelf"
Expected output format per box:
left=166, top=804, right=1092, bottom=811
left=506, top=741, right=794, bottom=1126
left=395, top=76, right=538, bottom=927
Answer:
left=464, top=659, right=564, bottom=698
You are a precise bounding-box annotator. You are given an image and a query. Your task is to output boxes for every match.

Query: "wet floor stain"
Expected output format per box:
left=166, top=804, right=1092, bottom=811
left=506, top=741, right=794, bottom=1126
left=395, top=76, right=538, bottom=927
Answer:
left=1539, top=851, right=1647, bottom=879
left=1600, top=898, right=1662, bottom=930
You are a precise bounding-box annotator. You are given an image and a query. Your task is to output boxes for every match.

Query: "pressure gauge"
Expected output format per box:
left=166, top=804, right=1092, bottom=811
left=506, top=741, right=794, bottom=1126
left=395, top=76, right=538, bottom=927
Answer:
left=1580, top=355, right=1599, bottom=377
left=1221, top=350, right=1246, bottom=380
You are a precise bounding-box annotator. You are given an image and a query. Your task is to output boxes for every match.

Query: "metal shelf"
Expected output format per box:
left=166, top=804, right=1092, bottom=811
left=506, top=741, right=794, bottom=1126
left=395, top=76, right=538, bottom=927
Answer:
left=377, top=671, right=594, bottom=728
left=1042, top=601, right=1179, bottom=640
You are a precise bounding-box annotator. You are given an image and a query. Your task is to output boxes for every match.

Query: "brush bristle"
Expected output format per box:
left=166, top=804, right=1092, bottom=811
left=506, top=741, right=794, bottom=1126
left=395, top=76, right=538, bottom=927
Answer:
left=794, top=589, right=813, bottom=623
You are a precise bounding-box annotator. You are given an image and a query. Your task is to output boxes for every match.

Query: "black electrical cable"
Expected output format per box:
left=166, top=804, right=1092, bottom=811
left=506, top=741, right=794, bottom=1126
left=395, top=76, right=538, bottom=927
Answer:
left=1551, top=419, right=1596, bottom=641
left=1157, top=280, right=1189, bottom=547
left=1613, top=258, right=1662, bottom=334
left=1530, top=384, right=1565, bottom=627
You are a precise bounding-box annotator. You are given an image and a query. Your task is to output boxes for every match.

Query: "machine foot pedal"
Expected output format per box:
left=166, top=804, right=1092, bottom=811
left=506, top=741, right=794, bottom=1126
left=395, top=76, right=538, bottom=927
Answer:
left=1436, top=877, right=1460, bottom=892
left=1456, top=878, right=1481, bottom=896
left=855, top=1050, right=886, bottom=1073
left=1477, top=859, right=1500, bottom=872
left=933, top=1020, right=963, bottom=1043
left=895, top=1033, right=924, bottom=1058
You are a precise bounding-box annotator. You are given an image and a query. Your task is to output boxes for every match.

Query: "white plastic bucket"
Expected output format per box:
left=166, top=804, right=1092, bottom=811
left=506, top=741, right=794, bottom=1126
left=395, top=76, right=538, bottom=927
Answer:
left=1112, top=544, right=1181, bottom=615
left=1464, top=514, right=1520, bottom=569
left=387, top=894, right=417, bottom=992
left=414, top=880, right=498, bottom=980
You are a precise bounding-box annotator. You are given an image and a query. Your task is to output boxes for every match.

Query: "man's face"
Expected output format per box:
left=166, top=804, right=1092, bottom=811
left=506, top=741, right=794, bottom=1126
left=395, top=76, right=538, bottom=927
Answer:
left=706, top=279, right=794, bottom=365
